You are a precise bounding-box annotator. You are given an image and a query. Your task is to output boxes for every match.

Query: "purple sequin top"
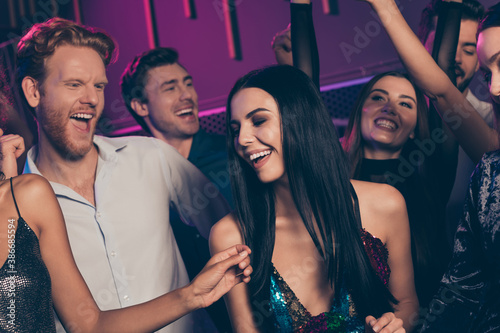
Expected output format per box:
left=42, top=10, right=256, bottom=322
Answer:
left=360, top=228, right=391, bottom=286
left=269, top=229, right=390, bottom=332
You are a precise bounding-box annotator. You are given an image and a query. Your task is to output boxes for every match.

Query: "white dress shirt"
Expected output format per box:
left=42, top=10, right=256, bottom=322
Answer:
left=24, top=135, right=230, bottom=332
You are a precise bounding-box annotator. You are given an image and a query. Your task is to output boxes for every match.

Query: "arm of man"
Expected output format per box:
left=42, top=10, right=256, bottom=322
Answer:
left=155, top=139, right=231, bottom=239
left=20, top=175, right=250, bottom=332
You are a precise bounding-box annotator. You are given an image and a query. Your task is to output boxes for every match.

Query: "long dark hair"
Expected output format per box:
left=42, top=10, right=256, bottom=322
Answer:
left=226, top=65, right=396, bottom=326
left=342, top=71, right=449, bottom=305
left=342, top=71, right=430, bottom=178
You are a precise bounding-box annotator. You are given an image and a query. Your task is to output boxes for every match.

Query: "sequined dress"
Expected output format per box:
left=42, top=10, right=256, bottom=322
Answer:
left=269, top=229, right=390, bottom=333
left=0, top=178, right=56, bottom=332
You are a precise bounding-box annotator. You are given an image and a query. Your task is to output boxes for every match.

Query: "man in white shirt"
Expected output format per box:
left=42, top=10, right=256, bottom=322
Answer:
left=17, top=17, right=230, bottom=332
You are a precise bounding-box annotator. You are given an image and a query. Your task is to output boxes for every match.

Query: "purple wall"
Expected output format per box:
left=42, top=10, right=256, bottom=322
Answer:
left=79, top=0, right=498, bottom=134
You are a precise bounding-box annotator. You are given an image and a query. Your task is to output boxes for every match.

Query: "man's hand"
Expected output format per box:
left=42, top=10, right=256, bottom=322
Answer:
left=0, top=128, right=25, bottom=178
left=188, top=244, right=252, bottom=309
left=272, top=24, right=293, bottom=66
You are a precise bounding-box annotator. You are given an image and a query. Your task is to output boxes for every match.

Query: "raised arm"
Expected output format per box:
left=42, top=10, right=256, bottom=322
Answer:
left=272, top=0, right=320, bottom=88
left=425, top=0, right=463, bottom=209
left=19, top=175, right=251, bottom=332
left=361, top=0, right=499, bottom=163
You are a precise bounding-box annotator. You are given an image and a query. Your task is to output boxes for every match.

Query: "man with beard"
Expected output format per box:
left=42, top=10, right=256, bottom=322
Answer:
left=18, top=18, right=230, bottom=333
left=418, top=0, right=495, bottom=241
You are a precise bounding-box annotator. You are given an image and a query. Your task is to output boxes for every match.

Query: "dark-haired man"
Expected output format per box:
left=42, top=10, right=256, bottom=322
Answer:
left=418, top=0, right=495, bottom=240
left=121, top=47, right=231, bottom=204
left=121, top=47, right=233, bottom=332
left=18, top=18, right=231, bottom=333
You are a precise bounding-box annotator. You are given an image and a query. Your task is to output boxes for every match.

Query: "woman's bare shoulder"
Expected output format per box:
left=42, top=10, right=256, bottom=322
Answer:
left=351, top=179, right=408, bottom=240
left=8, top=174, right=53, bottom=202
left=351, top=179, right=406, bottom=215
left=209, top=212, right=245, bottom=254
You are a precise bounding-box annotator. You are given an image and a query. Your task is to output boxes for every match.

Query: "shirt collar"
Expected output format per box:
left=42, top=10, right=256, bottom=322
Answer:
left=24, top=135, right=129, bottom=175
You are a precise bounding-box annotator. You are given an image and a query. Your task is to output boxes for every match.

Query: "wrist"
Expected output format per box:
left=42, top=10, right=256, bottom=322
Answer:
left=290, top=0, right=310, bottom=4
left=181, top=283, right=204, bottom=312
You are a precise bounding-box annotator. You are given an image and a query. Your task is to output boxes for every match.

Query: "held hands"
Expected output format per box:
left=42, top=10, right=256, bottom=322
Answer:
left=366, top=313, right=405, bottom=333
left=0, top=128, right=25, bottom=178
left=188, top=244, right=252, bottom=309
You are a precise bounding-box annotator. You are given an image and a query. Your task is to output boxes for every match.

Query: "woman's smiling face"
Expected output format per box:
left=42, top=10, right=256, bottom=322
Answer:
left=229, top=87, right=286, bottom=184
left=360, top=75, right=418, bottom=159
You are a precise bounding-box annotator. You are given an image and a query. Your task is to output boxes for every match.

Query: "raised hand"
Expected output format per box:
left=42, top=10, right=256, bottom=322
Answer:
left=0, top=128, right=25, bottom=178
left=272, top=24, right=293, bottom=66
left=188, top=244, right=252, bottom=309
left=366, top=312, right=405, bottom=333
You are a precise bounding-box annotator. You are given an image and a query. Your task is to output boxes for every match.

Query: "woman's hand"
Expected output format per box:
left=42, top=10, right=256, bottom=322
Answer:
left=366, top=312, right=405, bottom=333
left=0, top=128, right=25, bottom=178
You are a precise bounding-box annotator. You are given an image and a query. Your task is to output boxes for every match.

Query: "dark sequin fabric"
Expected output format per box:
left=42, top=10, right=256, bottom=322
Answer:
left=421, top=150, right=500, bottom=332
left=360, top=228, right=390, bottom=286
left=270, top=229, right=390, bottom=332
left=0, top=180, right=55, bottom=332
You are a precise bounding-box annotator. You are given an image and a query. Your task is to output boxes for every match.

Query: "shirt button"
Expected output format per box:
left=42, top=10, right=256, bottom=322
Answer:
left=123, top=295, right=129, bottom=301
left=110, top=251, right=116, bottom=257
left=96, top=212, right=102, bottom=218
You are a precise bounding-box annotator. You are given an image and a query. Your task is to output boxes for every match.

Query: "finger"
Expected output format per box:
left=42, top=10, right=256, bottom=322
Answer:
left=0, top=128, right=3, bottom=136
left=242, top=265, right=253, bottom=277
left=369, top=313, right=398, bottom=333
left=209, top=244, right=250, bottom=264
left=378, top=317, right=404, bottom=333
left=213, top=249, right=250, bottom=273
left=365, top=315, right=377, bottom=327
left=237, top=255, right=251, bottom=269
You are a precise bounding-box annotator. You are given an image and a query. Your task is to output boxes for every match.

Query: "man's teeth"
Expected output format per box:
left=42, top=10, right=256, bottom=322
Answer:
left=176, top=108, right=193, bottom=116
left=250, top=150, right=271, bottom=161
left=71, top=113, right=93, bottom=120
left=375, top=119, right=397, bottom=130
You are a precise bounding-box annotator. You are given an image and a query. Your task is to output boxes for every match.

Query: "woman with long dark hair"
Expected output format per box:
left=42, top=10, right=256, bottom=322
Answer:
left=362, top=1, right=500, bottom=331
left=210, top=65, right=418, bottom=332
left=274, top=0, right=457, bottom=309
left=342, top=71, right=453, bottom=309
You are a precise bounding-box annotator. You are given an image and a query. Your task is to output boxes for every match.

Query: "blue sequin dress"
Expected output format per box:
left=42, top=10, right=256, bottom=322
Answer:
left=269, top=229, right=390, bottom=333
